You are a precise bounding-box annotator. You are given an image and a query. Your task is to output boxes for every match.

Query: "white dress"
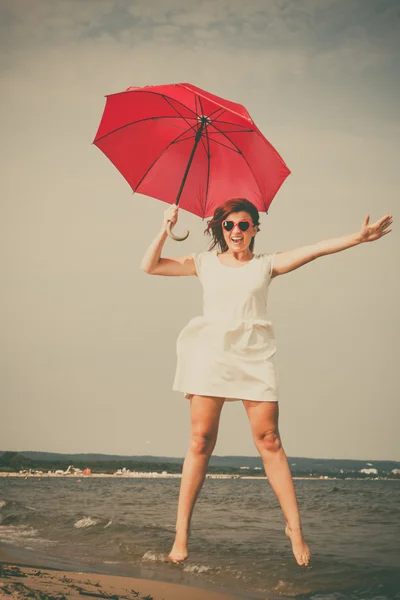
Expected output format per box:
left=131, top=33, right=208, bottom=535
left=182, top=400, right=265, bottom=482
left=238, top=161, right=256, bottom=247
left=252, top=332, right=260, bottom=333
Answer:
left=172, top=251, right=278, bottom=402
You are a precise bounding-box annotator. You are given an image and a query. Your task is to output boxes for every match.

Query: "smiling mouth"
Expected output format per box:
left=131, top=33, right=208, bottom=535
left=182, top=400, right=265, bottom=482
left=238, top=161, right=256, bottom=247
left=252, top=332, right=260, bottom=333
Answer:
left=231, top=237, right=243, bottom=243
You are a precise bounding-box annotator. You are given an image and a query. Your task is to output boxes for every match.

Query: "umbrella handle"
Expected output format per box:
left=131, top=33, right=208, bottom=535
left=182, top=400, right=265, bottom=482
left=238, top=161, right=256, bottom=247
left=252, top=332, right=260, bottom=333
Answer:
left=166, top=220, right=190, bottom=241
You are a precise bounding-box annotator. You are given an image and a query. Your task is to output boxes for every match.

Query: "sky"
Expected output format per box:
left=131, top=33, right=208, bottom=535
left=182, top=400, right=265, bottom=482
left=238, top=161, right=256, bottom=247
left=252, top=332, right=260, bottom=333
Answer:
left=1, top=0, right=399, bottom=461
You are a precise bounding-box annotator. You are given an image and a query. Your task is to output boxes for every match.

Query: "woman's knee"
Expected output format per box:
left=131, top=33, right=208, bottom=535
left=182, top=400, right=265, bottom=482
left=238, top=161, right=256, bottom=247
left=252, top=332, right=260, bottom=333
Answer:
left=254, top=428, right=282, bottom=454
left=189, top=432, right=217, bottom=456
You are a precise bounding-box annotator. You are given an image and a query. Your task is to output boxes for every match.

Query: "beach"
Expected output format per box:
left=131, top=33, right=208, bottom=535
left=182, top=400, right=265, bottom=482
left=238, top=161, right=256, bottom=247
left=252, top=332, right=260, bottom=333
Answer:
left=0, top=561, right=242, bottom=600
left=0, top=563, right=242, bottom=600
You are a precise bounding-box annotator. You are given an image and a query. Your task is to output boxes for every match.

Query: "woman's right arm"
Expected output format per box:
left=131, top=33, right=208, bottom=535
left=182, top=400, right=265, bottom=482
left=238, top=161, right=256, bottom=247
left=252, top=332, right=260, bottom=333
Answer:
left=140, top=204, right=197, bottom=276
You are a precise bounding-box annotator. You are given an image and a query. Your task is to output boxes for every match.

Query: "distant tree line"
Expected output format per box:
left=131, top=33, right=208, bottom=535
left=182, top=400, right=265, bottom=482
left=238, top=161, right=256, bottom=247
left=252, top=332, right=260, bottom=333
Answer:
left=1, top=451, right=397, bottom=478
left=0, top=451, right=29, bottom=472
left=0, top=451, right=245, bottom=475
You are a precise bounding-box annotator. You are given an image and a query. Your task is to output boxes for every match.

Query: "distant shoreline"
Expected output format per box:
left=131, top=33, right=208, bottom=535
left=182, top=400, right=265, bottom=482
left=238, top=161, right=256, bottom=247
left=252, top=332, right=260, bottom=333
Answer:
left=0, top=472, right=398, bottom=481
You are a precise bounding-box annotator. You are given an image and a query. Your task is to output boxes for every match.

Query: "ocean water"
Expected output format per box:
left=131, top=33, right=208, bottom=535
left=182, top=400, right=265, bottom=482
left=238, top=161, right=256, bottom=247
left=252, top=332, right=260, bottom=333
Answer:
left=0, top=477, right=399, bottom=599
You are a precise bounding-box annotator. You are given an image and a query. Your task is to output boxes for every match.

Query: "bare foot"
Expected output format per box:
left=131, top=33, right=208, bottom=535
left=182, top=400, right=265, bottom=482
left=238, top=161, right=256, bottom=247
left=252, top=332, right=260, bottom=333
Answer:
left=168, top=532, right=188, bottom=563
left=285, top=525, right=311, bottom=566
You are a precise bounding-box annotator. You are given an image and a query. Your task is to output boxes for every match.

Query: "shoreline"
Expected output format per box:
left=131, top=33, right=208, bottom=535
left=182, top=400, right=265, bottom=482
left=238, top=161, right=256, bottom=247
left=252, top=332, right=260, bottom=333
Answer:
left=0, top=562, right=244, bottom=600
left=0, top=541, right=262, bottom=600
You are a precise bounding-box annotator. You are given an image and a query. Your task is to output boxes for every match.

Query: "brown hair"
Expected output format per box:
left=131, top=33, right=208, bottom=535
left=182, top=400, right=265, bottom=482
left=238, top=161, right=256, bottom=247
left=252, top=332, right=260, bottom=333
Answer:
left=205, top=198, right=260, bottom=253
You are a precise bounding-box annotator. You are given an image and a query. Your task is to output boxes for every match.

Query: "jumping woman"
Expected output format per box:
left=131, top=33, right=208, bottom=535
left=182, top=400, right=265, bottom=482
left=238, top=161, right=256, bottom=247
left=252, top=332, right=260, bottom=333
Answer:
left=140, top=198, right=392, bottom=567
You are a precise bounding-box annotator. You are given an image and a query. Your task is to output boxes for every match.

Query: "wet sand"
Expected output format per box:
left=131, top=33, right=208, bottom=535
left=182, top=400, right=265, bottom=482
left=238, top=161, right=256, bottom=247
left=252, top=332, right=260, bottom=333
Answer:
left=0, top=561, right=241, bottom=600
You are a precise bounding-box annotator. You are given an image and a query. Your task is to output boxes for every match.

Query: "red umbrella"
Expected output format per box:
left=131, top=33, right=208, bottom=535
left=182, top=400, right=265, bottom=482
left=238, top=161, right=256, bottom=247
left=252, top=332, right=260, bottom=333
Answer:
left=93, top=82, right=290, bottom=240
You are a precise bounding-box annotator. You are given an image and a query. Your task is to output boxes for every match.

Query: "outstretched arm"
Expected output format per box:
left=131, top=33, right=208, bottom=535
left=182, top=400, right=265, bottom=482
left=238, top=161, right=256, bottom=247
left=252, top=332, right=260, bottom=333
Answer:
left=272, top=214, right=393, bottom=277
left=140, top=204, right=196, bottom=276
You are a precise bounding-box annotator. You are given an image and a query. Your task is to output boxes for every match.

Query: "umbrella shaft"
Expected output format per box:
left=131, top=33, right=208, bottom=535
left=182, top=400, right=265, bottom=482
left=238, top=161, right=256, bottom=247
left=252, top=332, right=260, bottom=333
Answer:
left=175, top=121, right=205, bottom=206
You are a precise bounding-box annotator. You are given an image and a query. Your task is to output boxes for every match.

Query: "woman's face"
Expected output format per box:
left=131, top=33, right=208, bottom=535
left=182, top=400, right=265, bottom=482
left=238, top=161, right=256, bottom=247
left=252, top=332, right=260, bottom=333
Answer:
left=221, top=211, right=258, bottom=253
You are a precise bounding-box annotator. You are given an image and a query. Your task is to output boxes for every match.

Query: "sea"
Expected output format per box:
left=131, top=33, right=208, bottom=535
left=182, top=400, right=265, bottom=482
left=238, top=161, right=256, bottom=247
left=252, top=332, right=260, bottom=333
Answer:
left=0, top=476, right=399, bottom=599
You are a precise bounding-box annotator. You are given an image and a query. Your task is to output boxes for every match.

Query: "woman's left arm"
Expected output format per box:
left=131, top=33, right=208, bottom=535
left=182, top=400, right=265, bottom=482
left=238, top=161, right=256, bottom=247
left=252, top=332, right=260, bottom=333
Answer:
left=272, top=214, right=393, bottom=277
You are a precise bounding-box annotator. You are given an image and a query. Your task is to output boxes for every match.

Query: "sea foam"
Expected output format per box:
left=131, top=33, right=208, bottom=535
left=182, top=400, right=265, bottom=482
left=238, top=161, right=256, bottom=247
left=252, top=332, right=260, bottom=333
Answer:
left=142, top=550, right=167, bottom=562
left=0, top=525, right=54, bottom=548
left=74, top=517, right=99, bottom=529
left=183, top=563, right=211, bottom=574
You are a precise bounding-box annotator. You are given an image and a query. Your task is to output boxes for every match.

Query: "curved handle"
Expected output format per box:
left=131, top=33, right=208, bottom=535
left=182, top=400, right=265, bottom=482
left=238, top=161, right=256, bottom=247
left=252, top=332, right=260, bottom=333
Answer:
left=167, top=220, right=190, bottom=241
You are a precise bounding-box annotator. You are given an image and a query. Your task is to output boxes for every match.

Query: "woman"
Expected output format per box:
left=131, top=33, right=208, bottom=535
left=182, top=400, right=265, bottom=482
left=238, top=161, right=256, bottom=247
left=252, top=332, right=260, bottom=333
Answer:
left=140, top=198, right=392, bottom=567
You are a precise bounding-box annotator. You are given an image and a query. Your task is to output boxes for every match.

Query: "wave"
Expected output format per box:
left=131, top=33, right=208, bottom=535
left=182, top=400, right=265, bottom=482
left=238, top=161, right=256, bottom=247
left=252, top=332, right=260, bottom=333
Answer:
left=140, top=551, right=244, bottom=583
left=73, top=517, right=100, bottom=529
left=183, top=563, right=212, bottom=574
left=0, top=525, right=55, bottom=549
left=142, top=550, right=168, bottom=562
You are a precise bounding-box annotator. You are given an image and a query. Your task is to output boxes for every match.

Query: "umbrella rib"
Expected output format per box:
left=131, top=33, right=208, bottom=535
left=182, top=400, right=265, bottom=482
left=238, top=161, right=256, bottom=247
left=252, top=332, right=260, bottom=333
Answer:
left=191, top=96, right=209, bottom=157
left=172, top=136, right=209, bottom=150
left=172, top=130, right=237, bottom=156
left=132, top=124, right=197, bottom=193
left=162, top=95, right=194, bottom=129
left=207, top=106, right=226, bottom=121
left=209, top=119, right=253, bottom=131
left=196, top=133, right=209, bottom=161
left=195, top=93, right=200, bottom=119
left=195, top=93, right=212, bottom=140
left=177, top=84, right=251, bottom=122
left=123, top=89, right=199, bottom=119
left=95, top=115, right=197, bottom=143
left=172, top=135, right=200, bottom=144
left=207, top=128, right=254, bottom=135
left=206, top=137, right=240, bottom=153
left=170, top=131, right=244, bottom=153
left=198, top=96, right=212, bottom=220
left=211, top=122, right=268, bottom=212
left=173, top=128, right=209, bottom=158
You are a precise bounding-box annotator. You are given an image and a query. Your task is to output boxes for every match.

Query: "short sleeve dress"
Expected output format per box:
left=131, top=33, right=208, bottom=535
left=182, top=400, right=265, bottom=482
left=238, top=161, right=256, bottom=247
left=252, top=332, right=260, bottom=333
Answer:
left=172, top=251, right=279, bottom=402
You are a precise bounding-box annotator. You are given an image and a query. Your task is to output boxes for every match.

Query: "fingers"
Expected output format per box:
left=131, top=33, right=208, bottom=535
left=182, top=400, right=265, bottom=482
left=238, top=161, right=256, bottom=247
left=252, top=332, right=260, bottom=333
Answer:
left=375, top=214, right=392, bottom=228
left=164, top=203, right=179, bottom=225
left=377, top=217, right=393, bottom=234
left=368, top=215, right=392, bottom=236
left=383, top=216, right=393, bottom=228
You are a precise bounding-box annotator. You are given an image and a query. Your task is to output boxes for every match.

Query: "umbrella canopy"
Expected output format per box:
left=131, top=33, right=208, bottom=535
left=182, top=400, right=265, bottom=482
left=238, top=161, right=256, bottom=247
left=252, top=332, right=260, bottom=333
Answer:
left=94, top=82, right=290, bottom=221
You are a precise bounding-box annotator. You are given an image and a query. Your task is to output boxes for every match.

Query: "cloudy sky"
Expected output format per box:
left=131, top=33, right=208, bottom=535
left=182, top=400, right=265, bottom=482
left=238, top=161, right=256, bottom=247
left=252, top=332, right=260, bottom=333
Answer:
left=1, top=0, right=399, bottom=461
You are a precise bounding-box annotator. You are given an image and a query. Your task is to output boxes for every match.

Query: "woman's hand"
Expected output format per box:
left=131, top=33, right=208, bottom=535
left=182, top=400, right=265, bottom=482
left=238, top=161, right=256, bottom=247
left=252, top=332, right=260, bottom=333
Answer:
left=359, top=214, right=393, bottom=243
left=272, top=213, right=393, bottom=277
left=163, top=203, right=179, bottom=232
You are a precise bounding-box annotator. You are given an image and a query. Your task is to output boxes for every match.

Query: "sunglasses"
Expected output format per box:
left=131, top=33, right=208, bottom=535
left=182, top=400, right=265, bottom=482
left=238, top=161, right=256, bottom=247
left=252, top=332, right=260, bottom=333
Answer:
left=222, top=219, right=253, bottom=232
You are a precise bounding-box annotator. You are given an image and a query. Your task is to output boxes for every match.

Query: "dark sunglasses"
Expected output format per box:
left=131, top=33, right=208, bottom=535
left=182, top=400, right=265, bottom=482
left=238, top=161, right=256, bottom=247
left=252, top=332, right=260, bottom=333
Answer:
left=222, top=219, right=253, bottom=232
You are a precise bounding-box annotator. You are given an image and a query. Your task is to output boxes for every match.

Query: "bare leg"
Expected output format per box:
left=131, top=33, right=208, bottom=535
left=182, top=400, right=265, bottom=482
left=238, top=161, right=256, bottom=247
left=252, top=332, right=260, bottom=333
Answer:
left=243, top=400, right=311, bottom=566
left=168, top=394, right=225, bottom=562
